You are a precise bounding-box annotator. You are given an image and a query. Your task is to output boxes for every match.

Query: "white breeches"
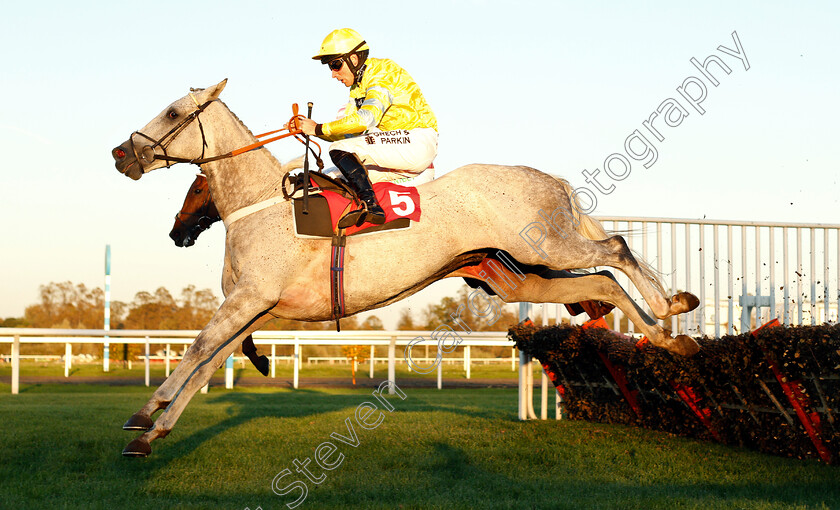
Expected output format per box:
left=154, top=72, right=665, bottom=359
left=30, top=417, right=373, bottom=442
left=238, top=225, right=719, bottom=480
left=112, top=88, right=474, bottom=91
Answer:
left=328, top=127, right=438, bottom=184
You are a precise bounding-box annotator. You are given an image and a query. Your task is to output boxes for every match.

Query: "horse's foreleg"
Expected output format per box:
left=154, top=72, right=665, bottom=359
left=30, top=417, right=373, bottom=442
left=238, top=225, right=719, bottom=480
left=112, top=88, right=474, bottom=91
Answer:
left=122, top=345, right=204, bottom=430
left=499, top=271, right=700, bottom=356
left=123, top=286, right=276, bottom=457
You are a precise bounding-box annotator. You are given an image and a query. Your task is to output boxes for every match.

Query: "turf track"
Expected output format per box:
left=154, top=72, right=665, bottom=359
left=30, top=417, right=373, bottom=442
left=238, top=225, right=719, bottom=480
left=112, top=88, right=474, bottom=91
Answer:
left=1, top=384, right=838, bottom=509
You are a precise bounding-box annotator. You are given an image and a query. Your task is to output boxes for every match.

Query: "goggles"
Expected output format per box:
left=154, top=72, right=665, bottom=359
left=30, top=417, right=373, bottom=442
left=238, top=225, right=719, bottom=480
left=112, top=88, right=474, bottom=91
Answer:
left=328, top=59, right=344, bottom=71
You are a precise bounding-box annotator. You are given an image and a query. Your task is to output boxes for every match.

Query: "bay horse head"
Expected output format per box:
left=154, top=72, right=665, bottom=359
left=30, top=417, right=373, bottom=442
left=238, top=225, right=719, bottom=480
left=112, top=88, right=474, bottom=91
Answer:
left=170, top=174, right=220, bottom=247
left=112, top=80, right=228, bottom=180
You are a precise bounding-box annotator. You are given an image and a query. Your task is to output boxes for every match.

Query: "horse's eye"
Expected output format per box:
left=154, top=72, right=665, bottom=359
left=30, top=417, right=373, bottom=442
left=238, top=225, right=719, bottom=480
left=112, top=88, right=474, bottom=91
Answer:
left=168, top=110, right=178, bottom=120
left=193, top=188, right=202, bottom=195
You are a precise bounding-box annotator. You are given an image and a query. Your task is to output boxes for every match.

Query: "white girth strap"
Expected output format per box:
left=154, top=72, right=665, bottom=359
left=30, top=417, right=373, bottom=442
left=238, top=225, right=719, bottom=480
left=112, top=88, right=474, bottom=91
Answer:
left=223, top=196, right=286, bottom=229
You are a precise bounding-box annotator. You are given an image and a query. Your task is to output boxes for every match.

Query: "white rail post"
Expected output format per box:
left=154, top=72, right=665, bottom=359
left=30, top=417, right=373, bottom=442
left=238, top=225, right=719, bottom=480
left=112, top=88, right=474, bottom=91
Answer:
left=756, top=226, right=762, bottom=327
left=699, top=224, right=706, bottom=334
left=811, top=227, right=817, bottom=325
left=797, top=227, right=803, bottom=325
left=144, top=336, right=150, bottom=387
left=741, top=225, right=749, bottom=332
left=627, top=221, right=635, bottom=335
left=293, top=342, right=300, bottom=389
left=769, top=227, right=776, bottom=322
left=511, top=347, right=515, bottom=371
left=713, top=225, right=721, bottom=338
left=824, top=230, right=830, bottom=322
left=11, top=335, right=20, bottom=395
left=225, top=354, right=234, bottom=389
left=671, top=221, right=678, bottom=334
left=526, top=359, right=537, bottom=419
left=464, top=345, right=471, bottom=379
left=540, top=369, right=548, bottom=420
left=388, top=336, right=396, bottom=395
left=64, top=343, right=71, bottom=378
left=271, top=343, right=276, bottom=378
left=685, top=223, right=692, bottom=333
left=369, top=344, right=375, bottom=379
left=437, top=360, right=442, bottom=390
left=165, top=343, right=171, bottom=377
left=784, top=227, right=790, bottom=326
left=728, top=225, right=734, bottom=334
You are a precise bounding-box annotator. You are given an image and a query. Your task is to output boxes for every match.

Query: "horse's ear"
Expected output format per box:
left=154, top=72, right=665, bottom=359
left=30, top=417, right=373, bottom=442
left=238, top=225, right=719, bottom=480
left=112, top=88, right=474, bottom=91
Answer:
left=206, top=79, right=228, bottom=101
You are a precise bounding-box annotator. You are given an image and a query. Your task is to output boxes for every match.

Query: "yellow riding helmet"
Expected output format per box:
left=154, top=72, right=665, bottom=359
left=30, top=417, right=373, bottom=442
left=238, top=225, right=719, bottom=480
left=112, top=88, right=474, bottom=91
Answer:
left=312, top=28, right=370, bottom=62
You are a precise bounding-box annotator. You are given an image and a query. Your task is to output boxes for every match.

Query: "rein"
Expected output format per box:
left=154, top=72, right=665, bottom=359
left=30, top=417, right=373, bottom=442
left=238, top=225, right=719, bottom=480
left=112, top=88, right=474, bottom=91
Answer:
left=131, top=94, right=323, bottom=170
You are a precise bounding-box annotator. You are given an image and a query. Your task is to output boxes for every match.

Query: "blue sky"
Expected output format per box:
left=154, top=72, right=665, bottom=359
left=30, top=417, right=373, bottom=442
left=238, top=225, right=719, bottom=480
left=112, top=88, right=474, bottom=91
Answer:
left=1, top=1, right=837, bottom=326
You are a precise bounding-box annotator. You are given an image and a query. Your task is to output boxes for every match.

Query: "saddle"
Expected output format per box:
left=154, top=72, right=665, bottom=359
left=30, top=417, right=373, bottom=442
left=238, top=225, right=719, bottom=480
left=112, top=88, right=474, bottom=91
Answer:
left=282, top=171, right=421, bottom=238
left=282, top=170, right=422, bottom=331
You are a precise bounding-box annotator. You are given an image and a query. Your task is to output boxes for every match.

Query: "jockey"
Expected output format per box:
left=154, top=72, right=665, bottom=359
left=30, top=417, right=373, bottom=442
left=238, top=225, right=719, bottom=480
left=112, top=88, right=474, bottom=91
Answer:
left=297, top=28, right=438, bottom=228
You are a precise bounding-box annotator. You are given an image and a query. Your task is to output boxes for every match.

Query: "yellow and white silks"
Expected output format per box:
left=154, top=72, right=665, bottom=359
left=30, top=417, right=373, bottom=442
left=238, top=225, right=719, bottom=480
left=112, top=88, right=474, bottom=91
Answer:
left=317, top=57, right=438, bottom=184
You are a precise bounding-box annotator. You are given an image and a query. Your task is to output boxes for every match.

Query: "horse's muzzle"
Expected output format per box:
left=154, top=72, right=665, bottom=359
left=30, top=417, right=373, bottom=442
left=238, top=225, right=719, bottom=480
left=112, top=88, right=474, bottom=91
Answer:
left=112, top=139, right=144, bottom=180
left=169, top=227, right=195, bottom=248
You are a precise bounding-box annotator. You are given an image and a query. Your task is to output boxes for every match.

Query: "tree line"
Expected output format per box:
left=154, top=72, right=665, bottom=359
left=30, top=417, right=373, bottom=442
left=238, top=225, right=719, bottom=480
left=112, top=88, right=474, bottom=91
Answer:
left=0, top=281, right=526, bottom=362
left=1, top=281, right=521, bottom=332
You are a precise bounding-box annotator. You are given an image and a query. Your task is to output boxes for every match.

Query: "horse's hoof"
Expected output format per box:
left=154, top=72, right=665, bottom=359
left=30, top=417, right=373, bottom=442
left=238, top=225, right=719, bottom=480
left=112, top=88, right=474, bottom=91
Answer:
left=123, top=413, right=154, bottom=431
left=671, top=335, right=701, bottom=357
left=670, top=292, right=700, bottom=314
left=122, top=437, right=151, bottom=457
left=255, top=355, right=270, bottom=377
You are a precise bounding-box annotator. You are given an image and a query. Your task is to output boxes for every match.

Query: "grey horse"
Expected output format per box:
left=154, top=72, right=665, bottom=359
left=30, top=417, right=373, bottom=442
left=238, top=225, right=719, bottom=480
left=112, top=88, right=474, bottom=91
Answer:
left=112, top=79, right=699, bottom=457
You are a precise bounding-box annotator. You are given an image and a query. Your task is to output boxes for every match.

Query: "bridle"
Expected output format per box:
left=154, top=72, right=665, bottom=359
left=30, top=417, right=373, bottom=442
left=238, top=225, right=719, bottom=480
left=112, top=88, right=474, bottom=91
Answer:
left=129, top=93, right=215, bottom=171
left=129, top=91, right=323, bottom=173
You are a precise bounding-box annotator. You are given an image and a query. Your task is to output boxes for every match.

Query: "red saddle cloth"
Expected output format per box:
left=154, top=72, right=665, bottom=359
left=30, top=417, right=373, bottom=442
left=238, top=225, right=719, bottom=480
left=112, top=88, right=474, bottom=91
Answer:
left=319, top=182, right=422, bottom=235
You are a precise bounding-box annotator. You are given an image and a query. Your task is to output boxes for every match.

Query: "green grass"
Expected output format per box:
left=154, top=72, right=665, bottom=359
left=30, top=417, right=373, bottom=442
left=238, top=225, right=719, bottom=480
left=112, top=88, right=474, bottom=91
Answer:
left=1, top=385, right=838, bottom=510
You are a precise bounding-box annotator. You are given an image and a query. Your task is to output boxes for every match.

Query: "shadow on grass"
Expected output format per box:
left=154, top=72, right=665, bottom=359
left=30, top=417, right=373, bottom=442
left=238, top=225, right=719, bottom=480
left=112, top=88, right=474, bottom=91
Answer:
left=117, top=386, right=516, bottom=482
left=277, top=441, right=840, bottom=509
left=2, top=385, right=839, bottom=509
left=121, top=388, right=392, bottom=464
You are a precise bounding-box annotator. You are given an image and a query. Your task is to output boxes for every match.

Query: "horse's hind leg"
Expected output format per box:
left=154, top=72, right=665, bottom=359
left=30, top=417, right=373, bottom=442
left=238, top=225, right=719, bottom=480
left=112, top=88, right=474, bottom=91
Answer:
left=497, top=270, right=700, bottom=356
left=588, top=235, right=698, bottom=319
left=242, top=335, right=270, bottom=376
left=508, top=233, right=698, bottom=320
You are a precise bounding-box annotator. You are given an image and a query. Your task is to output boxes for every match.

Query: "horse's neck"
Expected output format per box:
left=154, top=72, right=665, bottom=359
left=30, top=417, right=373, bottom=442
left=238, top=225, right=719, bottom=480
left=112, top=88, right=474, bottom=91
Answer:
left=200, top=103, right=286, bottom=221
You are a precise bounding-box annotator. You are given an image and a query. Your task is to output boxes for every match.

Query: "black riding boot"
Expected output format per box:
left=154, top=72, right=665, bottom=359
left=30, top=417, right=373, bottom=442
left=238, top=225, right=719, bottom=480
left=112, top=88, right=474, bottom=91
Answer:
left=330, top=150, right=386, bottom=228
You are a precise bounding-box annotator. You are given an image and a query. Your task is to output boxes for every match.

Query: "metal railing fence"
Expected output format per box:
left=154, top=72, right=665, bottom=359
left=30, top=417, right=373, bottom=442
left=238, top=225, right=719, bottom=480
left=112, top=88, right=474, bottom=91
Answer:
left=590, top=217, right=839, bottom=337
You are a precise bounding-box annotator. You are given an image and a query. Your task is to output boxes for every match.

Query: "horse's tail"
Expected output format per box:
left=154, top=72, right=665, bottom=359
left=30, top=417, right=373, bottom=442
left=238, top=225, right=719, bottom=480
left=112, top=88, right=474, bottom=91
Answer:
left=553, top=176, right=667, bottom=297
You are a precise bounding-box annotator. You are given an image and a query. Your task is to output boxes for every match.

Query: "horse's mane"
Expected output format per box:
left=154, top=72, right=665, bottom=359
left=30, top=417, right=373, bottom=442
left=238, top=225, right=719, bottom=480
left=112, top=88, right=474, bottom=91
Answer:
left=213, top=98, right=289, bottom=172
left=216, top=99, right=257, bottom=139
